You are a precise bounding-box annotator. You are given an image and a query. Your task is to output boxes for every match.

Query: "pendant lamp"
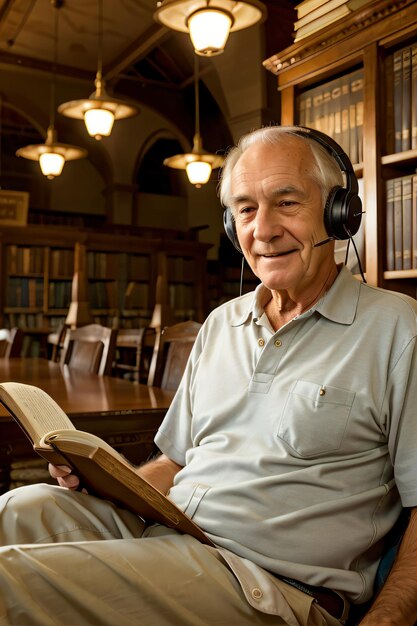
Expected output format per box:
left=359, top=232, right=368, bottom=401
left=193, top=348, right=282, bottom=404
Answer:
left=58, top=0, right=139, bottom=140
left=16, top=0, right=87, bottom=179
left=164, top=57, right=224, bottom=187
left=154, top=0, right=266, bottom=57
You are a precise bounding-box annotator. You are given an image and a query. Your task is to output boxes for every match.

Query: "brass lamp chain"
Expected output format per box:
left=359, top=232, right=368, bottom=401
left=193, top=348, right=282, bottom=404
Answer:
left=97, top=0, right=104, bottom=82
left=50, top=4, right=59, bottom=129
left=194, top=54, right=200, bottom=137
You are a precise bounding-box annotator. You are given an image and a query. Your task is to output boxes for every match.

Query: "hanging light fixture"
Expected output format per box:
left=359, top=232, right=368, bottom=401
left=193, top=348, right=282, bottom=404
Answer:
left=164, top=56, right=224, bottom=187
left=16, top=0, right=86, bottom=179
left=154, top=0, right=266, bottom=56
left=58, top=0, right=139, bottom=140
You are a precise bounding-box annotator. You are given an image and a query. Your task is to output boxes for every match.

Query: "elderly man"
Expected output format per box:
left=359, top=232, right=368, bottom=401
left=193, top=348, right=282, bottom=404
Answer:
left=0, top=126, right=416, bottom=626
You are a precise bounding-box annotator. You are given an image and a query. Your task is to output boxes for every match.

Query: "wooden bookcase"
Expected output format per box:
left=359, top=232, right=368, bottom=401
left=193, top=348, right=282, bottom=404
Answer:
left=0, top=225, right=211, bottom=333
left=263, top=0, right=417, bottom=297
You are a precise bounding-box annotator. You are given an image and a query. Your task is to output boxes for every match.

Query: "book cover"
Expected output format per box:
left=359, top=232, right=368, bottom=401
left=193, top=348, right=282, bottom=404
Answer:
left=294, top=0, right=350, bottom=29
left=294, top=4, right=351, bottom=40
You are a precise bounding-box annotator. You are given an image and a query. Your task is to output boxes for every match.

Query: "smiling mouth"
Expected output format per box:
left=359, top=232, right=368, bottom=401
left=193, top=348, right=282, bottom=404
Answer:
left=262, top=249, right=297, bottom=258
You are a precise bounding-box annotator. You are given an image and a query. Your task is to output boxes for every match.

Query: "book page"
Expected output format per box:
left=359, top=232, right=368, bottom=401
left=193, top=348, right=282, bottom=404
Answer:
left=0, top=382, right=74, bottom=446
left=41, top=429, right=128, bottom=463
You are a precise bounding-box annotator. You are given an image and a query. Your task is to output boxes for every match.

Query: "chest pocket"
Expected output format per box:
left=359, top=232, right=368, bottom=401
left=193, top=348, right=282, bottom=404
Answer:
left=277, top=380, right=355, bottom=458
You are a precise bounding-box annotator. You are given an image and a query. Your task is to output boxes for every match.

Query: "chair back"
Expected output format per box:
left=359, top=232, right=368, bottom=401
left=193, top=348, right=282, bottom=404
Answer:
left=47, top=324, right=67, bottom=362
left=147, top=320, right=201, bottom=390
left=0, top=328, right=24, bottom=358
left=60, top=324, right=117, bottom=376
left=113, top=327, right=156, bottom=382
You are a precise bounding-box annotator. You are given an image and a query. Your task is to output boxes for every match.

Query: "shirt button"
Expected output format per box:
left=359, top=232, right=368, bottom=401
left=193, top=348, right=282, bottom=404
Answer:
left=274, top=339, right=282, bottom=347
left=252, top=588, right=263, bottom=600
left=258, top=338, right=265, bottom=347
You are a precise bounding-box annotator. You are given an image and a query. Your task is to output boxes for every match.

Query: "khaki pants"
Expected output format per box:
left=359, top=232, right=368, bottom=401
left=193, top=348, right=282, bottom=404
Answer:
left=0, top=484, right=341, bottom=625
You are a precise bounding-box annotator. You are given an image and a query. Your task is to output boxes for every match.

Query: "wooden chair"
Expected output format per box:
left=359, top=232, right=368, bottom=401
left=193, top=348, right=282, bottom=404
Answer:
left=147, top=320, right=202, bottom=390
left=0, top=328, right=24, bottom=358
left=60, top=324, right=117, bottom=376
left=113, top=327, right=156, bottom=383
left=47, top=324, right=67, bottom=362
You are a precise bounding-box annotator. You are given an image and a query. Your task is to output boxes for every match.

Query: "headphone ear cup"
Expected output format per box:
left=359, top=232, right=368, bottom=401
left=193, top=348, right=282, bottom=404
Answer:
left=324, top=186, right=362, bottom=241
left=223, top=208, right=242, bottom=253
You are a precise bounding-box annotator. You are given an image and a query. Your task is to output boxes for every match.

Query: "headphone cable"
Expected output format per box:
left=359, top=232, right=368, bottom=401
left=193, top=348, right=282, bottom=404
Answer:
left=345, top=228, right=366, bottom=283
left=239, top=255, right=245, bottom=296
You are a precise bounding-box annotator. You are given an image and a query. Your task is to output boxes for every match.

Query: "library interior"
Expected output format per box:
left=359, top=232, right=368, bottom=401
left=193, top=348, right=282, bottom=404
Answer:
left=0, top=1, right=416, bottom=624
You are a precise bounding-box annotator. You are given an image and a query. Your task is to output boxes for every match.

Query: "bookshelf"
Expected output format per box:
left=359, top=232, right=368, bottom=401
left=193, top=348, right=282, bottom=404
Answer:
left=0, top=225, right=212, bottom=332
left=264, top=0, right=417, bottom=298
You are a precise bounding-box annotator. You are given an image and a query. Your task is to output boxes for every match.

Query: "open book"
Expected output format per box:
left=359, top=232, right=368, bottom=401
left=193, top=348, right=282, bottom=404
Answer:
left=0, top=382, right=212, bottom=546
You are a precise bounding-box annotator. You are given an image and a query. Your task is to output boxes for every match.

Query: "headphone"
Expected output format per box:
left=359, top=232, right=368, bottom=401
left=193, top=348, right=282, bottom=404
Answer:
left=223, top=126, right=362, bottom=253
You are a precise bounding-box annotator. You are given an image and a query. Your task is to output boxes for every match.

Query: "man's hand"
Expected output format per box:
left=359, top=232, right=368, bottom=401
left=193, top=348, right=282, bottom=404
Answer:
left=48, top=464, right=80, bottom=490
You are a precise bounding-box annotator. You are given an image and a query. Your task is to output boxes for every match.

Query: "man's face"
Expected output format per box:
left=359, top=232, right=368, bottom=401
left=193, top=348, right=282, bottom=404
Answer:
left=229, top=137, right=334, bottom=294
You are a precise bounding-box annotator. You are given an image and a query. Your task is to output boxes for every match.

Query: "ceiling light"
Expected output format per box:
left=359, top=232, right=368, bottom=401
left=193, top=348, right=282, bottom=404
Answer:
left=16, top=1, right=86, bottom=178
left=58, top=0, right=139, bottom=139
left=164, top=57, right=224, bottom=187
left=154, top=0, right=266, bottom=56
left=17, top=126, right=87, bottom=179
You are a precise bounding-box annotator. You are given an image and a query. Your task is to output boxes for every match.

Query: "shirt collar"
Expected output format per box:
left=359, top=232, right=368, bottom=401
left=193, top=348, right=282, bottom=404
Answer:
left=230, top=265, right=361, bottom=327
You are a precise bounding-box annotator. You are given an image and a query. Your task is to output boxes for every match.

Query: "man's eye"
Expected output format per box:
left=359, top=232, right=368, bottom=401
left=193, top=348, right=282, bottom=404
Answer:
left=239, top=206, right=254, bottom=214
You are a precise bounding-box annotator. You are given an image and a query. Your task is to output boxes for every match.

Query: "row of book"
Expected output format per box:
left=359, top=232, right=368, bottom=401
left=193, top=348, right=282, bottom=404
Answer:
left=6, top=277, right=44, bottom=308
left=293, top=0, right=371, bottom=42
left=166, top=256, right=197, bottom=282
left=297, top=68, right=364, bottom=164
left=87, top=251, right=121, bottom=280
left=169, top=284, right=196, bottom=309
left=6, top=245, right=44, bottom=276
left=389, top=44, right=417, bottom=154
left=386, top=174, right=417, bottom=271
left=5, top=312, right=45, bottom=329
left=89, top=281, right=120, bottom=310
left=50, top=248, right=74, bottom=278
left=87, top=251, right=153, bottom=282
left=48, top=281, right=72, bottom=310
left=124, top=281, right=150, bottom=310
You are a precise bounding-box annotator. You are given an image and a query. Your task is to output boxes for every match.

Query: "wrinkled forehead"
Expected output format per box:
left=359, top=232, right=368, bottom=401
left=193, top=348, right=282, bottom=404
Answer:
left=230, top=138, right=317, bottom=195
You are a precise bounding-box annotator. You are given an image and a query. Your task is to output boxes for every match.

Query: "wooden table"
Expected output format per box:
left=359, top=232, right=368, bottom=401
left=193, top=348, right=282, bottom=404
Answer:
left=0, top=358, right=175, bottom=491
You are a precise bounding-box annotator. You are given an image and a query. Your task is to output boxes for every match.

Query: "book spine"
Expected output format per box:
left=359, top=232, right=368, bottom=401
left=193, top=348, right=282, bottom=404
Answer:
left=340, top=74, right=350, bottom=155
left=412, top=45, right=417, bottom=150
left=349, top=70, right=364, bottom=164
left=402, top=175, right=412, bottom=270
left=393, top=177, right=403, bottom=270
left=413, top=174, right=417, bottom=270
left=402, top=47, right=412, bottom=152
left=386, top=179, right=395, bottom=271
left=393, top=49, right=403, bottom=153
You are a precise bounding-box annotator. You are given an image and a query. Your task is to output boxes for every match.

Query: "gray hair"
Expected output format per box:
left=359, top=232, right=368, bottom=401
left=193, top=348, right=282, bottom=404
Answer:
left=218, top=126, right=344, bottom=213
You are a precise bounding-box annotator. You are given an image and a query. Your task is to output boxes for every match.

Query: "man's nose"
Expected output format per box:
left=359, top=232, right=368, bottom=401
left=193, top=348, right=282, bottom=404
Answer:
left=253, top=207, right=284, bottom=242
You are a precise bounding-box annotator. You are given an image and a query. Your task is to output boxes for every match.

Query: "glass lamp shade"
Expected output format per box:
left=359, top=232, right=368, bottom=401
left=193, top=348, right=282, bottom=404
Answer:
left=186, top=160, right=212, bottom=187
left=58, top=76, right=139, bottom=140
left=39, top=151, right=66, bottom=179
left=154, top=0, right=267, bottom=55
left=15, top=126, right=87, bottom=180
left=84, top=107, right=115, bottom=140
left=188, top=9, right=233, bottom=56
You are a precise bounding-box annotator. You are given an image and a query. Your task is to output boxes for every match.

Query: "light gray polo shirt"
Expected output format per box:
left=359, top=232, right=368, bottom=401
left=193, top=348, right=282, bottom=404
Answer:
left=155, top=266, right=417, bottom=604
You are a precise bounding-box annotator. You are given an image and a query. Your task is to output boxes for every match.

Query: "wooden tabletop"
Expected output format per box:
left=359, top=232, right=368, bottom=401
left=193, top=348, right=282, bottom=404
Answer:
left=0, top=358, right=175, bottom=419
left=0, top=358, right=176, bottom=483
